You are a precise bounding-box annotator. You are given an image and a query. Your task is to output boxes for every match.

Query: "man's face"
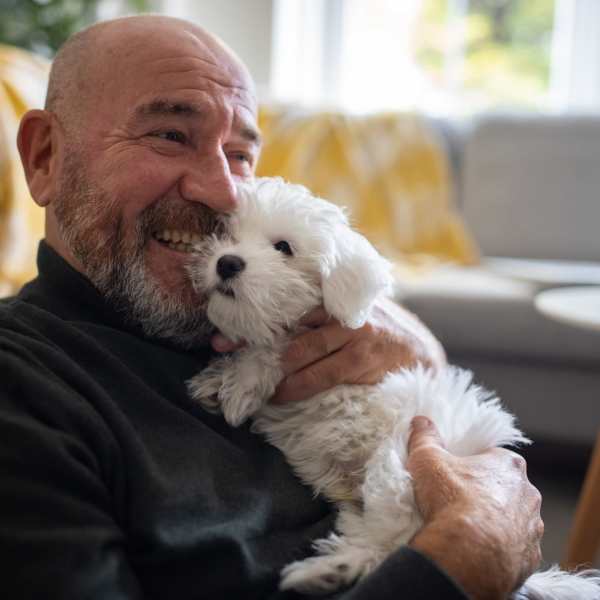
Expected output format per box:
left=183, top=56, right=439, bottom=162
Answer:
left=51, top=27, right=260, bottom=346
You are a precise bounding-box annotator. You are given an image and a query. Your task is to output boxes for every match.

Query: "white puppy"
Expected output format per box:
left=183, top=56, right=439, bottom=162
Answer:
left=187, top=177, right=600, bottom=598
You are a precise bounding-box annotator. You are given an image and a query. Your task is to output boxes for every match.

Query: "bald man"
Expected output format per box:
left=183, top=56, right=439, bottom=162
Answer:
left=1, top=15, right=542, bottom=600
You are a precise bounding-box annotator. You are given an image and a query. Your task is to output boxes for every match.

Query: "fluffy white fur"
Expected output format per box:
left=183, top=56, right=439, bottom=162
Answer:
left=187, top=177, right=600, bottom=598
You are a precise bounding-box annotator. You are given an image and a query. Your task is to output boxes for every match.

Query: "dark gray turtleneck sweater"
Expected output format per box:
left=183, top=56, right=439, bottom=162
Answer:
left=0, top=241, right=467, bottom=600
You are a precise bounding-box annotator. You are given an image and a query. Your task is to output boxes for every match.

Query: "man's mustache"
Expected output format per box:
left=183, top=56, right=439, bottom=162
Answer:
left=140, top=199, right=226, bottom=239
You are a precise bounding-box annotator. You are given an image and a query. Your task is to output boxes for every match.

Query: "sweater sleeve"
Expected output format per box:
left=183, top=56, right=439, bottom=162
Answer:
left=269, top=546, right=469, bottom=600
left=336, top=546, right=470, bottom=600
left=0, top=343, right=144, bottom=600
left=268, top=546, right=469, bottom=600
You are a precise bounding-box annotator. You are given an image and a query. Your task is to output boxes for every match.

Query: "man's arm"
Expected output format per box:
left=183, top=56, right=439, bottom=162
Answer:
left=407, top=417, right=544, bottom=599
left=270, top=417, right=542, bottom=600
left=212, top=297, right=446, bottom=404
left=288, top=418, right=542, bottom=600
left=0, top=348, right=144, bottom=600
left=213, top=301, right=543, bottom=599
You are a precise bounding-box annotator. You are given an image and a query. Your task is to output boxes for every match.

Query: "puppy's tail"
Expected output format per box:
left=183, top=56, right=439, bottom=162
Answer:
left=513, top=566, right=600, bottom=599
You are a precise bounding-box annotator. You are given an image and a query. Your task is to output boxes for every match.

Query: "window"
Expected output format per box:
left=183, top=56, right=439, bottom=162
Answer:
left=414, top=0, right=555, bottom=113
left=271, top=0, right=600, bottom=115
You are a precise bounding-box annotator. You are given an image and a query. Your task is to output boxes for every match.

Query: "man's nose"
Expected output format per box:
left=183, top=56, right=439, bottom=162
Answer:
left=179, top=152, right=239, bottom=212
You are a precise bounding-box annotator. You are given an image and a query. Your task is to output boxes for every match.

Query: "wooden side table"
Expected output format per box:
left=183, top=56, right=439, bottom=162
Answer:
left=533, top=286, right=600, bottom=568
left=563, top=432, right=600, bottom=569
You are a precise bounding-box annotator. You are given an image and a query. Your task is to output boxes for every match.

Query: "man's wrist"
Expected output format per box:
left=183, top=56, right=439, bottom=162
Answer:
left=409, top=512, right=509, bottom=600
left=385, top=299, right=447, bottom=370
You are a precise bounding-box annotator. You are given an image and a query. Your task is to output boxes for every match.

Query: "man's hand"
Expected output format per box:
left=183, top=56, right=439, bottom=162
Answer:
left=211, top=296, right=446, bottom=403
left=407, top=417, right=544, bottom=600
left=271, top=297, right=446, bottom=403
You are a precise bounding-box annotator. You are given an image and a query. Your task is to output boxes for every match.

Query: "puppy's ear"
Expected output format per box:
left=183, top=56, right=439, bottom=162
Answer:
left=321, top=227, right=393, bottom=329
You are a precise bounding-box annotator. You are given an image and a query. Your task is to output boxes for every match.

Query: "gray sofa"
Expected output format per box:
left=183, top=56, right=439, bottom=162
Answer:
left=396, top=115, right=600, bottom=447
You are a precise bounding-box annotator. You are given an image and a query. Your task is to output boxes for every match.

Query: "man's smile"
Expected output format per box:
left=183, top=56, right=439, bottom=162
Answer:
left=152, top=229, right=202, bottom=253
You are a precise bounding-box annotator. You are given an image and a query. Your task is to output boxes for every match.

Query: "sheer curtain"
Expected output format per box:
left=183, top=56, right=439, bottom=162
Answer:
left=270, top=0, right=425, bottom=112
left=550, top=0, right=600, bottom=112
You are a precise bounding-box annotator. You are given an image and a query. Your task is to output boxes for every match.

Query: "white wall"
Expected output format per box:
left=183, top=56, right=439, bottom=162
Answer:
left=161, top=0, right=274, bottom=96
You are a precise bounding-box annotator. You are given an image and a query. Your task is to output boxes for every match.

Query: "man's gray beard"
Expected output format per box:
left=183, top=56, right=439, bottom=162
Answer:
left=53, top=152, right=217, bottom=349
left=102, top=248, right=215, bottom=349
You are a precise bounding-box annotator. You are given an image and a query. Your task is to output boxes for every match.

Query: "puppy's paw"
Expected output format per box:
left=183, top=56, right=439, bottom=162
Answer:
left=221, top=388, right=264, bottom=427
left=280, top=555, right=362, bottom=595
left=187, top=360, right=230, bottom=412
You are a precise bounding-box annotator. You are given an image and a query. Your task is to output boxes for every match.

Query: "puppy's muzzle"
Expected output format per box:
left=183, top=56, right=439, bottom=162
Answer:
left=217, top=255, right=246, bottom=280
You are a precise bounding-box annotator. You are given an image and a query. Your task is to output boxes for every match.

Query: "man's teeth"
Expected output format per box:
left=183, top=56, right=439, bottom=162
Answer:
left=153, top=229, right=202, bottom=252
left=156, top=229, right=202, bottom=244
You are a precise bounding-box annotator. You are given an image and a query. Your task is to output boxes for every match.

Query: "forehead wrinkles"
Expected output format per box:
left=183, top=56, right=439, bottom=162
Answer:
left=151, top=55, right=249, bottom=90
left=124, top=57, right=255, bottom=124
left=91, top=26, right=256, bottom=121
left=122, top=28, right=250, bottom=89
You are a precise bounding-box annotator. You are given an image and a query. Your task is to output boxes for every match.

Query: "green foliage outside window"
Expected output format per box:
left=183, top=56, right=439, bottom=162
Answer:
left=0, top=0, right=151, bottom=58
left=415, top=0, right=555, bottom=111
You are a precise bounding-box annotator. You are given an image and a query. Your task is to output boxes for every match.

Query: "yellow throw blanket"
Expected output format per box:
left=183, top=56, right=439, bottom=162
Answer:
left=257, top=106, right=479, bottom=268
left=0, top=45, right=48, bottom=295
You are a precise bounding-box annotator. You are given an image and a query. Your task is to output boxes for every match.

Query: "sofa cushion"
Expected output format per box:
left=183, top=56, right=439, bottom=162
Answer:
left=461, top=115, right=600, bottom=261
left=396, top=264, right=600, bottom=366
left=450, top=356, right=599, bottom=445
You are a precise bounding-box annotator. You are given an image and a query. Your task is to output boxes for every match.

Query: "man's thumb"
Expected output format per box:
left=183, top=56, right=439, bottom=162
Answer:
left=211, top=332, right=245, bottom=353
left=407, top=416, right=446, bottom=454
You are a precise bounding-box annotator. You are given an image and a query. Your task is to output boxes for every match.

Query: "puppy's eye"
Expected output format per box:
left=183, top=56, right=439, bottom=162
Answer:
left=274, top=240, right=293, bottom=256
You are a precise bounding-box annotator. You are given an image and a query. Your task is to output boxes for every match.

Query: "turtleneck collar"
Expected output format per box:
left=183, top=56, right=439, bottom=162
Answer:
left=18, top=240, right=136, bottom=330
left=18, top=240, right=213, bottom=355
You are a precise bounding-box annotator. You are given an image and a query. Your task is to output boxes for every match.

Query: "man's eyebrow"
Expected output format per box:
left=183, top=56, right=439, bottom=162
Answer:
left=133, top=98, right=262, bottom=145
left=134, top=99, right=203, bottom=119
left=240, top=125, right=262, bottom=146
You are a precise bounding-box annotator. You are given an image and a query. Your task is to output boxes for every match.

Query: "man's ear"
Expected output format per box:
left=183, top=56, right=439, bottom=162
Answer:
left=17, top=109, right=62, bottom=207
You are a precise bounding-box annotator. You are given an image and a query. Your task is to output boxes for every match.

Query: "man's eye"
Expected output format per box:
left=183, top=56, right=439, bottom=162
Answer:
left=230, top=152, right=250, bottom=163
left=151, top=130, right=186, bottom=144
left=273, top=240, right=293, bottom=256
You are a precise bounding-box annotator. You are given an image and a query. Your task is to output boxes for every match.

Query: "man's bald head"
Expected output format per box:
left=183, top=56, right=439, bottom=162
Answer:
left=45, top=15, right=255, bottom=139
left=19, top=13, right=261, bottom=347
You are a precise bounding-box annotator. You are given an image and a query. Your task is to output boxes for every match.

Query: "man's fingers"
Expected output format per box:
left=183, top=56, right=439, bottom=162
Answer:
left=210, top=333, right=244, bottom=353
left=281, top=322, right=354, bottom=375
left=272, top=349, right=371, bottom=404
left=297, top=306, right=330, bottom=328
left=407, top=416, right=447, bottom=455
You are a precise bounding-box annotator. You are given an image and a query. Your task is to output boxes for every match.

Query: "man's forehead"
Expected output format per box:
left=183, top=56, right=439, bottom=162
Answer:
left=104, top=21, right=250, bottom=83
left=98, top=57, right=257, bottom=133
left=95, top=19, right=256, bottom=104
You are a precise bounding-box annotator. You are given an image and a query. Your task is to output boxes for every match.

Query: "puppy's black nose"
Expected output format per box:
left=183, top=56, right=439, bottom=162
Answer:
left=216, top=255, right=246, bottom=280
